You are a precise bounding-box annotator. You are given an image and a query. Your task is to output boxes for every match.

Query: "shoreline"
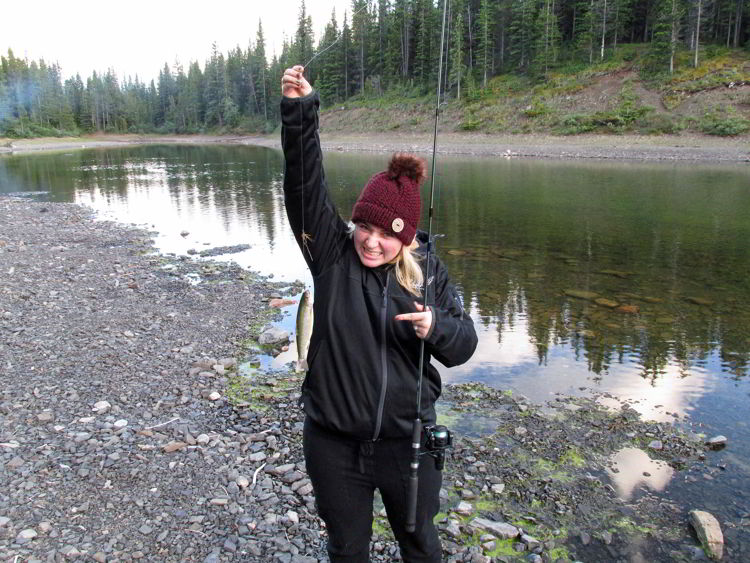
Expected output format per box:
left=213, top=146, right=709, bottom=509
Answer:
left=2, top=131, right=749, bottom=162
left=1, top=196, right=742, bottom=561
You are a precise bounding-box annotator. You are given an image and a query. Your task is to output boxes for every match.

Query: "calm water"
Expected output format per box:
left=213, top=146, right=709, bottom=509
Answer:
left=2, top=145, right=750, bottom=527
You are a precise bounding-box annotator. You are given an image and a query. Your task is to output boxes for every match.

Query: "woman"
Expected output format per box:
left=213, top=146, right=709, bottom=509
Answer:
left=281, top=65, right=477, bottom=563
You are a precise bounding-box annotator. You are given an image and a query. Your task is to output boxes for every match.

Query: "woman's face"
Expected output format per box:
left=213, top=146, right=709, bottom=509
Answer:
left=353, top=222, right=403, bottom=268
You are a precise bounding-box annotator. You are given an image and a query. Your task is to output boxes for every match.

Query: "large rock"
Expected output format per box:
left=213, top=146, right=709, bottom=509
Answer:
left=258, top=327, right=289, bottom=346
left=469, top=517, right=519, bottom=540
left=689, top=509, right=723, bottom=560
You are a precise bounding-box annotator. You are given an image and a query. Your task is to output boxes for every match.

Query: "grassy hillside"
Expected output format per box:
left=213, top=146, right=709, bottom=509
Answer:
left=319, top=46, right=750, bottom=138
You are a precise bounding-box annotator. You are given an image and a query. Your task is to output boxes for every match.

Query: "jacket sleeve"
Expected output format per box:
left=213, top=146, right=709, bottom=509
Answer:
left=424, top=255, right=478, bottom=367
left=281, top=91, right=349, bottom=276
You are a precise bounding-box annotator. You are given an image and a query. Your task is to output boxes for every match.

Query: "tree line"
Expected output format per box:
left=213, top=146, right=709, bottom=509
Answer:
left=1, top=0, right=747, bottom=137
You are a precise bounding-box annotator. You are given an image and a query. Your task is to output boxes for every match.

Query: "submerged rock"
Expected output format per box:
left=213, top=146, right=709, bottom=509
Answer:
left=595, top=298, right=619, bottom=308
left=598, top=269, right=633, bottom=278
left=706, top=435, right=727, bottom=449
left=616, top=304, right=640, bottom=314
left=689, top=510, right=723, bottom=560
left=686, top=296, right=715, bottom=306
left=564, top=289, right=599, bottom=300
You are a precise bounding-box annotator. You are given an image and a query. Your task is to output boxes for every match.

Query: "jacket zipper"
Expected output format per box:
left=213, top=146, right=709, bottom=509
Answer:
left=372, top=271, right=390, bottom=441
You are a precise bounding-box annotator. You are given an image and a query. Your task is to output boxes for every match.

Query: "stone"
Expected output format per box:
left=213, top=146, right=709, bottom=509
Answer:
left=92, top=400, right=112, bottom=413
left=16, top=528, right=38, bottom=543
left=594, top=298, right=619, bottom=308
left=455, top=501, right=473, bottom=516
left=6, top=456, right=24, bottom=470
left=249, top=452, right=267, bottom=462
left=0, top=517, right=10, bottom=527
left=236, top=476, right=250, bottom=488
left=469, top=517, right=519, bottom=539
left=521, top=534, right=541, bottom=550
left=689, top=510, right=723, bottom=560
left=564, top=289, right=599, bottom=300
left=113, top=419, right=128, bottom=430
left=616, top=304, right=640, bottom=314
left=286, top=510, right=299, bottom=524
left=197, top=434, right=210, bottom=445
left=211, top=498, right=229, bottom=506
left=163, top=441, right=187, bottom=453
left=258, top=327, right=290, bottom=346
left=220, top=357, right=237, bottom=369
left=706, top=436, right=727, bottom=449
left=445, top=519, right=461, bottom=538
left=491, top=483, right=506, bottom=495
left=686, top=297, right=715, bottom=306
left=37, top=410, right=54, bottom=422
left=38, top=521, right=52, bottom=533
left=208, top=391, right=221, bottom=401
left=296, top=483, right=313, bottom=496
left=139, top=524, right=153, bottom=535
left=60, top=545, right=81, bottom=557
left=648, top=440, right=663, bottom=451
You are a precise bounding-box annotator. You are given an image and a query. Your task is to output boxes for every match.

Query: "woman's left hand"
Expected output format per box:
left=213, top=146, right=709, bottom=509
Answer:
left=394, top=302, right=433, bottom=340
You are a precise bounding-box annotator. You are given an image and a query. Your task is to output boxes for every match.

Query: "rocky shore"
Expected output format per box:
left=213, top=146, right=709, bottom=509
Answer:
left=2, top=131, right=749, bottom=162
left=1, top=197, right=745, bottom=562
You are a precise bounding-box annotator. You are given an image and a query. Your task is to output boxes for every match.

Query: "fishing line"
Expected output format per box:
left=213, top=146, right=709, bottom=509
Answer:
left=298, top=2, right=369, bottom=258
left=303, top=3, right=369, bottom=70
left=405, top=0, right=449, bottom=535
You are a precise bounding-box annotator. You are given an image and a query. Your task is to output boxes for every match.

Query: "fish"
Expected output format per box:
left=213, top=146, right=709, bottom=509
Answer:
left=295, top=289, right=314, bottom=372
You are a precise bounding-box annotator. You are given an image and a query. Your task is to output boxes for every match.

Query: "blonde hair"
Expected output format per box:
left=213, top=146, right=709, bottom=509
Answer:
left=390, top=239, right=423, bottom=297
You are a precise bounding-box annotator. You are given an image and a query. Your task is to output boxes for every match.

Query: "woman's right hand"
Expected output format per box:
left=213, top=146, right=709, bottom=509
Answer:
left=281, top=65, right=312, bottom=98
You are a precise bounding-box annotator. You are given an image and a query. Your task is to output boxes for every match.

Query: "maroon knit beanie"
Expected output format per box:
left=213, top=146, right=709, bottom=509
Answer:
left=351, top=153, right=427, bottom=246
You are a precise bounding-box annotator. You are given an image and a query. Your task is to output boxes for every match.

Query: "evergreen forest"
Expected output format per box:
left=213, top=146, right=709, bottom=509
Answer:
left=1, top=0, right=748, bottom=138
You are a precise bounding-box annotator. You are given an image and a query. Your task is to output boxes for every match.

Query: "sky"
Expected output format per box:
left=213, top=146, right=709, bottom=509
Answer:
left=2, top=0, right=352, bottom=83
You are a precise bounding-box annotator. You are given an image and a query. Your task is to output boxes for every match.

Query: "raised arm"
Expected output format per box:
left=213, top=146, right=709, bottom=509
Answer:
left=281, top=65, right=348, bottom=275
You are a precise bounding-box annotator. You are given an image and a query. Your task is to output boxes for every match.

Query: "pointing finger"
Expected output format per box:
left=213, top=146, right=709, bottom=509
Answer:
left=394, top=313, right=418, bottom=322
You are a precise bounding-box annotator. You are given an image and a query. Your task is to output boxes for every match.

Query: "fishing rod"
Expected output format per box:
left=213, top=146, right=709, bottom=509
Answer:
left=405, top=0, right=449, bottom=535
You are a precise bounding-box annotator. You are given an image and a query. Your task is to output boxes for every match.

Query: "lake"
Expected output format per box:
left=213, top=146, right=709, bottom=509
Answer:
left=2, top=144, right=749, bottom=536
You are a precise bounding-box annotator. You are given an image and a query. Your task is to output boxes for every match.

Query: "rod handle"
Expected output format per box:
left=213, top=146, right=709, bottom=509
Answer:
left=405, top=418, right=422, bottom=534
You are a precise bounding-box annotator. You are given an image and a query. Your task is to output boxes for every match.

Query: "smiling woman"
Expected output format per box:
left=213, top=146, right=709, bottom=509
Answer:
left=280, top=65, right=478, bottom=562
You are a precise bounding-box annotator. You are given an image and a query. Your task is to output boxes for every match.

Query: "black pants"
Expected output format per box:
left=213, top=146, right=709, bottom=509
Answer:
left=303, top=417, right=442, bottom=563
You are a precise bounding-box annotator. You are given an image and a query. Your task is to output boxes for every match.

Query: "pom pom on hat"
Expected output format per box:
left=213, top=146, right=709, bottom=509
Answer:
left=351, top=153, right=427, bottom=246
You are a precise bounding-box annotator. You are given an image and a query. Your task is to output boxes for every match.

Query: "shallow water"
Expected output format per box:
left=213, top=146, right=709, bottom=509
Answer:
left=2, top=144, right=750, bottom=529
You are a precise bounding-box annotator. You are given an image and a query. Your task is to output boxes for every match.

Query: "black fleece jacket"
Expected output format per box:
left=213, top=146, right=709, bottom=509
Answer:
left=281, top=91, right=477, bottom=441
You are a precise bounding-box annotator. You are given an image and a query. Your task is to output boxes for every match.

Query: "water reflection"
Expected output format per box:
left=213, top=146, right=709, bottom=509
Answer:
left=607, top=447, right=675, bottom=501
left=1, top=147, right=749, bottom=406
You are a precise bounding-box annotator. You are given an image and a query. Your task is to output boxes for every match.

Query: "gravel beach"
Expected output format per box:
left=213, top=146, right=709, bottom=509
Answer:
left=1, top=197, right=742, bottom=562
left=2, top=131, right=749, bottom=162
left=0, top=198, right=326, bottom=562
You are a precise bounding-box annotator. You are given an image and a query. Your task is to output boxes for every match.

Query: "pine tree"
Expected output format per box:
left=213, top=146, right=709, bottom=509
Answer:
left=476, top=0, right=495, bottom=87
left=449, top=0, right=466, bottom=100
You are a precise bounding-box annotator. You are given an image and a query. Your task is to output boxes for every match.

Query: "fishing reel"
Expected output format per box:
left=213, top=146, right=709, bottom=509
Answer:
left=423, top=424, right=452, bottom=471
